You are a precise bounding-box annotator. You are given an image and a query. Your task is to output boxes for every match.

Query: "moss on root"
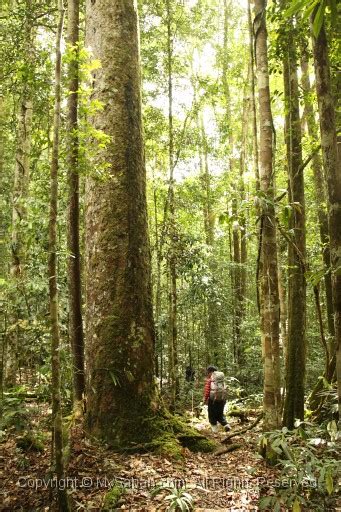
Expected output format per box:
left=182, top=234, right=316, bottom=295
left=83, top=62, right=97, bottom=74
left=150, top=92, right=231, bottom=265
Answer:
left=121, top=409, right=216, bottom=458
left=16, top=432, right=45, bottom=452
left=102, top=485, right=126, bottom=511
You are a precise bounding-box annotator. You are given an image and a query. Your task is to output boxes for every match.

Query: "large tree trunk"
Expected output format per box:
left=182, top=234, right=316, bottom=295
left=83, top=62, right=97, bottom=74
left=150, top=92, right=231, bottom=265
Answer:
left=66, top=0, right=85, bottom=414
left=85, top=0, right=157, bottom=445
left=312, top=20, right=341, bottom=420
left=254, top=0, right=281, bottom=430
left=49, top=2, right=69, bottom=510
left=282, top=18, right=306, bottom=429
left=300, top=44, right=335, bottom=348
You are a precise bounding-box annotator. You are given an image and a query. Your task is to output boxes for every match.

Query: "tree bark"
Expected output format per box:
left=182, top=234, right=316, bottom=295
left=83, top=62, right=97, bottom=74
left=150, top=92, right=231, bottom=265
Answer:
left=166, top=0, right=179, bottom=410
left=0, top=97, right=8, bottom=395
left=85, top=0, right=158, bottom=445
left=7, top=0, right=34, bottom=387
left=247, top=0, right=260, bottom=190
left=277, top=239, right=288, bottom=370
left=199, top=118, right=220, bottom=364
left=281, top=13, right=306, bottom=429
left=254, top=0, right=281, bottom=430
left=238, top=73, right=250, bottom=367
left=11, top=97, right=32, bottom=278
left=312, top=20, right=341, bottom=421
left=66, top=0, right=85, bottom=413
left=49, top=2, right=69, bottom=510
left=152, top=174, right=162, bottom=379
left=300, top=44, right=335, bottom=348
left=222, top=0, right=243, bottom=369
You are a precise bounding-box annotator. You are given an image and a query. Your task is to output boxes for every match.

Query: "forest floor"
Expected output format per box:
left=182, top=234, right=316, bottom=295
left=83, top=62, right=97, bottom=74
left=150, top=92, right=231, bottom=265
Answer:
left=2, top=401, right=336, bottom=511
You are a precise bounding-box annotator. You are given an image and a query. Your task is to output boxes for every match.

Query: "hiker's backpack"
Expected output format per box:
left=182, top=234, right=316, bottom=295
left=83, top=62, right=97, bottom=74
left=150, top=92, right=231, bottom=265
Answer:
left=209, top=371, right=227, bottom=401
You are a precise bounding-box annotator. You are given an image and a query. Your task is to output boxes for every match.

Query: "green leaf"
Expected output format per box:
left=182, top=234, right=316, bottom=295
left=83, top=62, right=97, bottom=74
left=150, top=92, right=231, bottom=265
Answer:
left=274, top=501, right=281, bottom=512
left=292, top=498, right=301, bottom=512
left=302, top=0, right=320, bottom=20
left=176, top=498, right=186, bottom=511
left=325, top=469, right=333, bottom=495
left=327, top=420, right=338, bottom=441
left=260, top=436, right=267, bottom=448
left=312, top=0, right=326, bottom=36
left=259, top=496, right=275, bottom=510
left=109, top=371, right=120, bottom=386
left=285, top=0, right=308, bottom=18
left=125, top=369, right=134, bottom=382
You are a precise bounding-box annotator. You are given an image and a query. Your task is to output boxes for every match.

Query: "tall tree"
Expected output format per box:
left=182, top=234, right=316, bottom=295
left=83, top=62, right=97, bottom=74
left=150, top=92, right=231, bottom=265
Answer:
left=237, top=71, right=250, bottom=368
left=85, top=0, right=157, bottom=445
left=200, top=119, right=220, bottom=364
left=48, top=1, right=69, bottom=509
left=7, top=0, right=34, bottom=387
left=311, top=16, right=341, bottom=420
left=300, top=42, right=335, bottom=355
left=66, top=0, right=85, bottom=413
left=247, top=0, right=260, bottom=190
left=282, top=14, right=306, bottom=429
left=222, top=0, right=243, bottom=369
left=254, top=0, right=281, bottom=429
left=0, top=96, right=9, bottom=394
left=165, top=0, right=179, bottom=410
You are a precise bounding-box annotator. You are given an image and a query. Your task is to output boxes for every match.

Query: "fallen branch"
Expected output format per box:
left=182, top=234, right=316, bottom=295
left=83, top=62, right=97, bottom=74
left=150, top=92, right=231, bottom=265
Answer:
left=222, top=413, right=263, bottom=444
left=215, top=443, right=242, bottom=456
left=228, top=409, right=249, bottom=423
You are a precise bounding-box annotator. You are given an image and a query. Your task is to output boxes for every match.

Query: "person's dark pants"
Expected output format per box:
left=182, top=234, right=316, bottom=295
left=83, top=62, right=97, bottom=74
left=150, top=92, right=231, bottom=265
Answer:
left=208, top=399, right=227, bottom=426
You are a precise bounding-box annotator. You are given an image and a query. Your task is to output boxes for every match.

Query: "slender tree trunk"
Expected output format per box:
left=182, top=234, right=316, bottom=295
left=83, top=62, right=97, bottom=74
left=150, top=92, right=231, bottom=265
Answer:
left=7, top=96, right=32, bottom=387
left=254, top=0, right=281, bottom=429
left=232, top=197, right=242, bottom=365
left=153, top=177, right=162, bottom=378
left=11, top=98, right=32, bottom=278
left=199, top=118, right=220, bottom=364
left=238, top=74, right=250, bottom=369
left=277, top=238, right=288, bottom=367
left=247, top=0, right=260, bottom=190
left=300, top=44, right=335, bottom=348
left=49, top=2, right=69, bottom=510
left=0, top=97, right=8, bottom=395
left=312, top=20, right=341, bottom=420
left=7, top=0, right=34, bottom=387
left=85, top=0, right=158, bottom=445
left=282, top=21, right=306, bottom=429
left=166, top=0, right=179, bottom=409
left=66, top=0, right=85, bottom=414
left=223, top=0, right=243, bottom=369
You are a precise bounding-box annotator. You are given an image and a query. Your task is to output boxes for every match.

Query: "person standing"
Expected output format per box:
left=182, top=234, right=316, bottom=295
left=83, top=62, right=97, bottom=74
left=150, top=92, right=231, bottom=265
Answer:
left=203, top=365, right=231, bottom=433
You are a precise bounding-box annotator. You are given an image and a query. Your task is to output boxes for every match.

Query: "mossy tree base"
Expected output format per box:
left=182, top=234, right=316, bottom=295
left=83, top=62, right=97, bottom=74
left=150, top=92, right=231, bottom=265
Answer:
left=100, top=409, right=216, bottom=459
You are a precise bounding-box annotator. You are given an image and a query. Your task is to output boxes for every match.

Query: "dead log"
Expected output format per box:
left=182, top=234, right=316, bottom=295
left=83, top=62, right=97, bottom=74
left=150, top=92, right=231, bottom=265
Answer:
left=222, top=413, right=263, bottom=444
left=214, top=443, right=242, bottom=456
